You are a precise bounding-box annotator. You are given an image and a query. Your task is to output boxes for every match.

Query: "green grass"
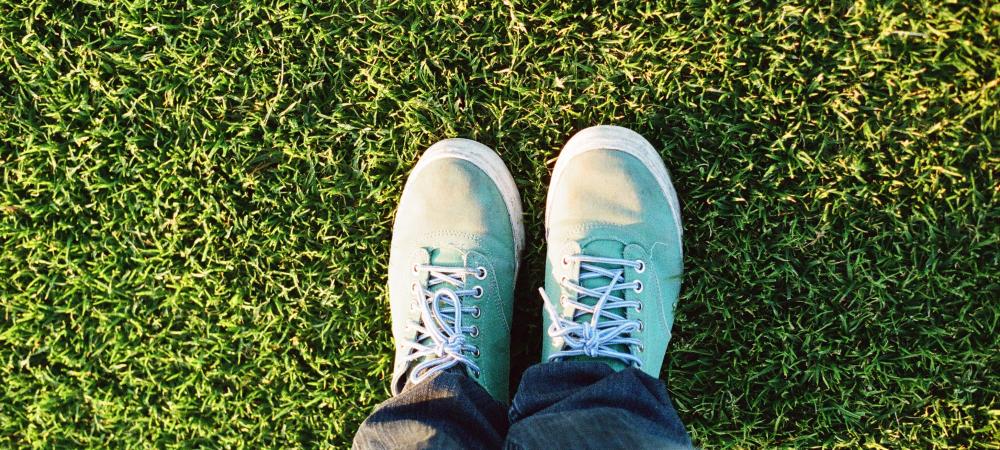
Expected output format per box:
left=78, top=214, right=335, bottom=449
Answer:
left=1, top=0, right=997, bottom=447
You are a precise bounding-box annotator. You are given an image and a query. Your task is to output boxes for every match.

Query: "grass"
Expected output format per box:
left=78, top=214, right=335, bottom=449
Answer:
left=1, top=0, right=997, bottom=447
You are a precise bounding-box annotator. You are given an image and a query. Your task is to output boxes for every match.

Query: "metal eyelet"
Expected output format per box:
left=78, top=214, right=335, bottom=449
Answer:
left=475, top=267, right=488, bottom=280
left=472, top=368, right=481, bottom=378
left=637, top=344, right=645, bottom=353
left=634, top=281, right=644, bottom=293
left=637, top=320, right=644, bottom=331
left=635, top=260, right=646, bottom=273
left=410, top=282, right=420, bottom=294
left=561, top=256, right=571, bottom=266
left=474, top=286, right=484, bottom=298
left=559, top=295, right=569, bottom=306
left=472, top=347, right=481, bottom=357
left=471, top=306, right=481, bottom=318
left=470, top=326, right=480, bottom=337
left=411, top=264, right=421, bottom=275
left=635, top=302, right=643, bottom=312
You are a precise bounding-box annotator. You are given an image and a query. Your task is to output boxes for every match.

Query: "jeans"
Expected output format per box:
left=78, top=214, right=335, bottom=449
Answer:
left=353, top=361, right=693, bottom=449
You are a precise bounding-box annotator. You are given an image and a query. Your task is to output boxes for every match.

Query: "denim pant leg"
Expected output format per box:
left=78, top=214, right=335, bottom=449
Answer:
left=352, top=370, right=509, bottom=450
left=505, top=361, right=693, bottom=450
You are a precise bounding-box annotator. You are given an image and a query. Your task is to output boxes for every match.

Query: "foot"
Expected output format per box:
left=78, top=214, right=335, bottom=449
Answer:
left=540, top=126, right=683, bottom=376
left=388, top=139, right=524, bottom=402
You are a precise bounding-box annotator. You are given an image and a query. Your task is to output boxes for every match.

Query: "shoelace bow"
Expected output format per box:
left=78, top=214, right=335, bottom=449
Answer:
left=402, top=264, right=484, bottom=385
left=540, top=255, right=645, bottom=367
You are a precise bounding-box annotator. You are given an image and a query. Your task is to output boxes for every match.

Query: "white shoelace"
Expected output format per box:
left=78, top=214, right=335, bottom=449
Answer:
left=540, top=255, right=644, bottom=367
left=401, top=264, right=484, bottom=385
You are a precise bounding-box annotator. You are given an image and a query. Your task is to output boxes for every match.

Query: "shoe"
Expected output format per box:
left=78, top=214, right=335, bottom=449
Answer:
left=539, top=125, right=683, bottom=376
left=387, top=138, right=524, bottom=402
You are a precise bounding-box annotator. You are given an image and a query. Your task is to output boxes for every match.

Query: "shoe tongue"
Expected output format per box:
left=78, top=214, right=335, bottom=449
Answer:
left=419, top=247, right=470, bottom=305
left=567, top=239, right=630, bottom=371
left=578, top=240, right=626, bottom=291
left=429, top=246, right=465, bottom=267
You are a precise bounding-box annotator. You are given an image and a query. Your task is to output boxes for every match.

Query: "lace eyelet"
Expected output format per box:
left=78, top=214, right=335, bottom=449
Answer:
left=410, top=282, right=420, bottom=294
left=472, top=368, right=481, bottom=378
left=470, top=326, right=480, bottom=337
left=637, top=319, right=644, bottom=331
left=473, top=286, right=484, bottom=298
left=634, top=281, right=644, bottom=293
left=472, top=347, right=481, bottom=357
left=411, top=264, right=421, bottom=275
left=635, top=302, right=643, bottom=312
left=559, top=295, right=569, bottom=306
left=637, top=344, right=645, bottom=353
left=561, top=256, right=571, bottom=266
left=635, top=260, right=646, bottom=273
left=475, top=267, right=488, bottom=280
left=472, top=306, right=481, bottom=318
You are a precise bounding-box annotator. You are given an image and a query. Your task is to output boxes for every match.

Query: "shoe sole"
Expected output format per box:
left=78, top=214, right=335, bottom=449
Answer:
left=546, top=125, right=683, bottom=254
left=408, top=138, right=526, bottom=265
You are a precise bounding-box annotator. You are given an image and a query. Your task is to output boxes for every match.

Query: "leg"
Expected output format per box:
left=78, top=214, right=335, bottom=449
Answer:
left=505, top=361, right=691, bottom=450
left=354, top=370, right=508, bottom=449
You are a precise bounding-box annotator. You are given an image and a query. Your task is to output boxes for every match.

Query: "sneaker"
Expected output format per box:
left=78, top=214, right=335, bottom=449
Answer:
left=539, top=125, right=683, bottom=376
left=388, top=138, right=524, bottom=402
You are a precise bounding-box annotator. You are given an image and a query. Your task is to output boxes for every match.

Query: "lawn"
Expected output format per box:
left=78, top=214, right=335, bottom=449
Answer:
left=1, top=0, right=997, bottom=447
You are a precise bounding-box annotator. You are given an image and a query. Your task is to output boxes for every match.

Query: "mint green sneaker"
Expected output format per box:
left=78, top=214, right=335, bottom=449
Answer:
left=540, top=125, right=683, bottom=377
left=387, top=138, right=524, bottom=402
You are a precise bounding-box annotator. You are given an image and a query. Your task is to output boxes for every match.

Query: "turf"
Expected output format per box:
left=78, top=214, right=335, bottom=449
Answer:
left=1, top=0, right=997, bottom=447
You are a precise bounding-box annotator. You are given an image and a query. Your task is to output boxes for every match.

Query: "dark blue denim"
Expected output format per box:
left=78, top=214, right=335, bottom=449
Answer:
left=353, top=361, right=693, bottom=449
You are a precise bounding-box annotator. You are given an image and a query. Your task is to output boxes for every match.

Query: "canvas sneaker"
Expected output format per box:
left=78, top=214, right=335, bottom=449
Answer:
left=387, top=138, right=524, bottom=402
left=540, top=125, right=683, bottom=376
